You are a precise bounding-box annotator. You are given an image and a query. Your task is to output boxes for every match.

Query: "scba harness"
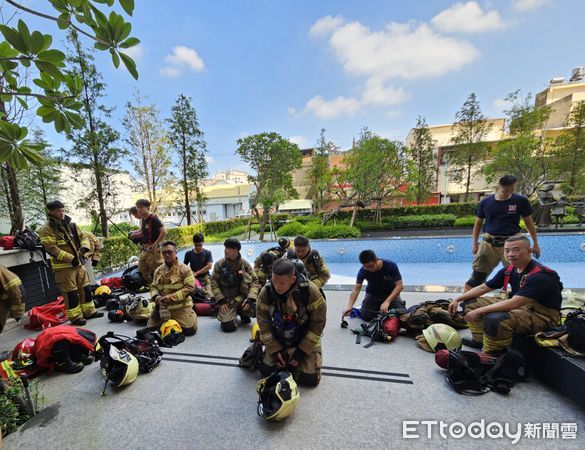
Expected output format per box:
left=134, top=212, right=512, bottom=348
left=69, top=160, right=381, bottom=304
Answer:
left=501, top=263, right=562, bottom=293
left=95, top=332, right=163, bottom=374
left=351, top=311, right=400, bottom=348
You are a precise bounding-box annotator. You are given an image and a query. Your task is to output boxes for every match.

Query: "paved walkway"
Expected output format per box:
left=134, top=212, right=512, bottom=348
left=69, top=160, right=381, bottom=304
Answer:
left=1, top=292, right=583, bottom=449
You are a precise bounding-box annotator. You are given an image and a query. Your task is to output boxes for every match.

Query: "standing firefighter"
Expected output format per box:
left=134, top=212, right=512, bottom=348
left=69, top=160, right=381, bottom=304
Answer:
left=0, top=264, right=25, bottom=333
left=257, top=259, right=327, bottom=387
left=135, top=199, right=167, bottom=286
left=39, top=201, right=103, bottom=325
left=211, top=238, right=259, bottom=332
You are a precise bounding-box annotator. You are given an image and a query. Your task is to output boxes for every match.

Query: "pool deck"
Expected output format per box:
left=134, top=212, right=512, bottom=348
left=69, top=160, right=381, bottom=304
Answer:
left=2, top=291, right=584, bottom=449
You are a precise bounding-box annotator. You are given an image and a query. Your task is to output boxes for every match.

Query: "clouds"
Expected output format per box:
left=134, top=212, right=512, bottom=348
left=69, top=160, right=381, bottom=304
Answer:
left=122, top=44, right=146, bottom=60
left=161, top=46, right=205, bottom=78
left=431, top=2, right=506, bottom=33
left=288, top=136, right=306, bottom=147
left=309, top=15, right=344, bottom=37
left=512, top=0, right=550, bottom=12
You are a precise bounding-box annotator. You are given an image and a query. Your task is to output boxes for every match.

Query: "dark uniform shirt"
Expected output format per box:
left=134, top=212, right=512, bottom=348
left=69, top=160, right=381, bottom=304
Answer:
left=183, top=249, right=213, bottom=278
left=356, top=259, right=402, bottom=299
left=476, top=194, right=533, bottom=236
left=486, top=259, right=563, bottom=310
left=141, top=214, right=164, bottom=245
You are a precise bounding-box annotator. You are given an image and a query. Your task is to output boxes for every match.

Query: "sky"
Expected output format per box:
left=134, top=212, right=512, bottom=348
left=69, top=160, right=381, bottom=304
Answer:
left=15, top=0, right=585, bottom=175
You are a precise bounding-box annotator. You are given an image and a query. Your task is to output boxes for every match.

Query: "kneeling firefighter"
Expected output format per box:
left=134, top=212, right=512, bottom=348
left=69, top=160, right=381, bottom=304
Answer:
left=257, top=258, right=326, bottom=387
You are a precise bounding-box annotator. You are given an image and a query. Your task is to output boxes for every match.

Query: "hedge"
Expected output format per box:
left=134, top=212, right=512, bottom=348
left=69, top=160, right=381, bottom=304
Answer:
left=276, top=221, right=307, bottom=237
left=322, top=202, right=477, bottom=221
left=355, top=214, right=456, bottom=231
left=305, top=224, right=360, bottom=239
left=454, top=216, right=476, bottom=227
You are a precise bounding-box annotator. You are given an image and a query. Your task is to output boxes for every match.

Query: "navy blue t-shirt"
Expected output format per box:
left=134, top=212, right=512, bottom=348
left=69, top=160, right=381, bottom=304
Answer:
left=476, top=194, right=533, bottom=236
left=356, top=259, right=402, bottom=299
left=183, top=249, right=213, bottom=278
left=485, top=260, right=562, bottom=310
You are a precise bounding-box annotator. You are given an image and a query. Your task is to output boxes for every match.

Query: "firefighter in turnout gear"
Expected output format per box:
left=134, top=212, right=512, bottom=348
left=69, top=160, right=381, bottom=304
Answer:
left=211, top=238, right=260, bottom=332
left=0, top=264, right=25, bottom=333
left=286, top=236, right=330, bottom=289
left=39, top=200, right=103, bottom=325
left=135, top=199, right=167, bottom=286
left=257, top=258, right=327, bottom=387
left=144, top=241, right=197, bottom=335
left=449, top=236, right=562, bottom=356
left=81, top=230, right=102, bottom=287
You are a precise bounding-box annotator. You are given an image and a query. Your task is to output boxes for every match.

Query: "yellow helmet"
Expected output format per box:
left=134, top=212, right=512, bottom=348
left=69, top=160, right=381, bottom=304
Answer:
left=422, top=323, right=462, bottom=352
left=101, top=345, right=139, bottom=388
left=251, top=322, right=260, bottom=342
left=160, top=320, right=182, bottom=339
left=256, top=371, right=300, bottom=421
left=94, top=285, right=112, bottom=297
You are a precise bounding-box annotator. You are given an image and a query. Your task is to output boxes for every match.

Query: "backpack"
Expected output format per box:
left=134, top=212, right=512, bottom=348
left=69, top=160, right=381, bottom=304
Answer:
left=122, top=266, right=146, bottom=292
left=239, top=341, right=264, bottom=370
left=444, top=350, right=491, bottom=395
left=352, top=311, right=400, bottom=348
left=14, top=228, right=40, bottom=252
left=24, top=297, right=68, bottom=330
left=95, top=332, right=162, bottom=374
left=481, top=349, right=528, bottom=394
left=565, top=309, right=585, bottom=353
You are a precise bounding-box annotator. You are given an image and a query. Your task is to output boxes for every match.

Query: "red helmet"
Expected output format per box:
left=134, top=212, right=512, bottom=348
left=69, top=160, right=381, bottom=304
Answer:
left=12, top=338, right=36, bottom=369
left=435, top=349, right=450, bottom=369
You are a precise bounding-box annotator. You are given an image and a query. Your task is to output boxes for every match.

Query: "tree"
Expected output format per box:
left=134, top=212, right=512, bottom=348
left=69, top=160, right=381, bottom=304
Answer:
left=61, top=30, right=126, bottom=237
left=123, top=93, right=172, bottom=212
left=0, top=0, right=139, bottom=168
left=235, top=132, right=302, bottom=241
left=0, top=0, right=139, bottom=232
left=168, top=94, right=208, bottom=225
left=449, top=93, right=492, bottom=201
left=406, top=116, right=436, bottom=204
left=483, top=91, right=556, bottom=197
left=307, top=128, right=336, bottom=212
left=329, top=128, right=408, bottom=226
left=555, top=101, right=585, bottom=195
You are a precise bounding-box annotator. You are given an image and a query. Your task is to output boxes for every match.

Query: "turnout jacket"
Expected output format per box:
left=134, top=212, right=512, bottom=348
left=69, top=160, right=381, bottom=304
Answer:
left=211, top=256, right=259, bottom=305
left=257, top=281, right=326, bottom=356
left=287, top=248, right=330, bottom=288
left=151, top=260, right=195, bottom=308
left=0, top=265, right=24, bottom=317
left=39, top=216, right=90, bottom=271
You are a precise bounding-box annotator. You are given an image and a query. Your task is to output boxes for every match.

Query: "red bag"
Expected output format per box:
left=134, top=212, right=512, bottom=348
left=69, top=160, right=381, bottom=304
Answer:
left=24, top=297, right=68, bottom=330
left=100, top=277, right=123, bottom=289
left=382, top=316, right=400, bottom=339
left=194, top=302, right=218, bottom=316
left=0, top=235, right=16, bottom=250
left=34, top=326, right=96, bottom=370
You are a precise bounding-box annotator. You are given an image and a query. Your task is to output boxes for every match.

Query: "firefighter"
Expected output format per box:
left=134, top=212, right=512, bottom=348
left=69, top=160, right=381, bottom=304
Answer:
left=286, top=235, right=330, bottom=289
left=211, top=238, right=259, bottom=332
left=39, top=200, right=103, bottom=325
left=257, top=258, right=327, bottom=387
left=449, top=236, right=562, bottom=356
left=144, top=241, right=197, bottom=335
left=0, top=264, right=25, bottom=333
left=135, top=199, right=167, bottom=286
left=80, top=230, right=101, bottom=288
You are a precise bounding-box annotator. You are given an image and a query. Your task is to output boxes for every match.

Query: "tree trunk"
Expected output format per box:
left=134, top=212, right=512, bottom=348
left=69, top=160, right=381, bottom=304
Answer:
left=181, top=145, right=191, bottom=225
left=6, top=164, right=24, bottom=234
left=349, top=204, right=358, bottom=227
left=465, top=156, right=472, bottom=202
left=258, top=208, right=269, bottom=241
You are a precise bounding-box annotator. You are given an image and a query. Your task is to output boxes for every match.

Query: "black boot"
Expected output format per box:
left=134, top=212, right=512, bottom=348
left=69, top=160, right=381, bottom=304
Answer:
left=462, top=337, right=483, bottom=349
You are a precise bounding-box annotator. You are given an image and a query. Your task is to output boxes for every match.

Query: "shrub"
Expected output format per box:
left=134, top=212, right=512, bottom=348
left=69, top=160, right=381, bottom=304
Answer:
left=304, top=224, right=360, bottom=239
left=454, top=216, right=476, bottom=227
left=166, top=224, right=205, bottom=247
left=276, top=221, right=307, bottom=237
left=0, top=377, right=44, bottom=437
left=355, top=214, right=456, bottom=231
left=291, top=215, right=320, bottom=225
left=97, top=235, right=139, bottom=273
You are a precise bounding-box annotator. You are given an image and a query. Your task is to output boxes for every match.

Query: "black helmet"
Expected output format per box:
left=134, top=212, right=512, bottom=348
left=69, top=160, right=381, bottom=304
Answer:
left=224, top=238, right=241, bottom=251
left=260, top=252, right=276, bottom=269
left=277, top=237, right=290, bottom=250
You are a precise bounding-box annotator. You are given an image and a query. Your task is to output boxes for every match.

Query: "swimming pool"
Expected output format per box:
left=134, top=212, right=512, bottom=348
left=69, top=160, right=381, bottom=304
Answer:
left=181, top=234, right=585, bottom=289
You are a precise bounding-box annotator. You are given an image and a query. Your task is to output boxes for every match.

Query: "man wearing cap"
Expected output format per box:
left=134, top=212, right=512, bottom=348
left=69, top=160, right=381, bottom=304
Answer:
left=39, top=200, right=103, bottom=325
left=211, top=238, right=260, bottom=332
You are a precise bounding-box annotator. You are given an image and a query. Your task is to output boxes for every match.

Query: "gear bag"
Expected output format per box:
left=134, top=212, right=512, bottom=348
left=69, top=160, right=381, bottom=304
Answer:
left=481, top=349, right=528, bottom=394
left=565, top=309, right=585, bottom=353
left=122, top=266, right=146, bottom=292
left=401, top=299, right=467, bottom=333
left=24, top=297, right=67, bottom=330
left=444, top=350, right=492, bottom=395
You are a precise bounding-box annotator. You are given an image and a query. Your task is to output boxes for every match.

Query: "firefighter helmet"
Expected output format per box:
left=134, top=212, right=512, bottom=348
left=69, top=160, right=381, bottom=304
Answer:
left=422, top=323, right=462, bottom=352
left=256, top=371, right=299, bottom=421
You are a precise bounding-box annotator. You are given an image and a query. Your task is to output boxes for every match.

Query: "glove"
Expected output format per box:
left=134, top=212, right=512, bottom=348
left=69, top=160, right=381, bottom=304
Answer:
left=291, top=348, right=306, bottom=364
left=159, top=306, right=171, bottom=322
left=71, top=256, right=80, bottom=267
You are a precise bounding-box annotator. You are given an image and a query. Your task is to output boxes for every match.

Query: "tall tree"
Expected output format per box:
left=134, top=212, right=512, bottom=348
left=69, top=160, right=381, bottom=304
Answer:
left=123, top=92, right=172, bottom=212
left=555, top=101, right=585, bottom=195
left=450, top=93, right=491, bottom=201
left=483, top=91, right=555, bottom=197
left=168, top=94, right=208, bottom=225
left=406, top=116, right=437, bottom=204
left=62, top=30, right=126, bottom=237
left=307, top=128, right=336, bottom=212
left=235, top=132, right=302, bottom=240
left=0, top=0, right=139, bottom=232
left=330, top=128, right=408, bottom=226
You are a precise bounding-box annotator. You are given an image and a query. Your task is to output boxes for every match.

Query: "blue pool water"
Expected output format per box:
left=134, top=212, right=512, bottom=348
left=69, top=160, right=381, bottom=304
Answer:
left=177, top=234, right=585, bottom=289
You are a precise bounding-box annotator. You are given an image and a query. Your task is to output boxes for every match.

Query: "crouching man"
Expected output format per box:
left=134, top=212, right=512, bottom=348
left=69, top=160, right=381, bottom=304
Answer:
left=449, top=236, right=562, bottom=356
left=146, top=241, right=197, bottom=336
left=257, top=259, right=327, bottom=387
